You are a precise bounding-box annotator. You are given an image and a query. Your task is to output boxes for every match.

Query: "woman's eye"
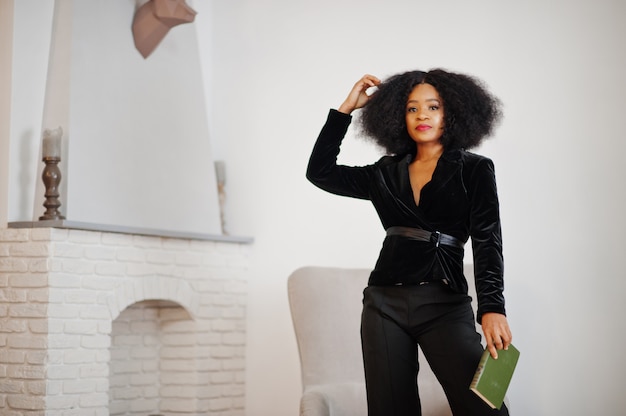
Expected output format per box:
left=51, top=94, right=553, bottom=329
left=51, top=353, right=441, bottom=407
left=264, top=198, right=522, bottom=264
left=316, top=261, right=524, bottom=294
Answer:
left=429, top=105, right=440, bottom=111
left=407, top=107, right=417, bottom=113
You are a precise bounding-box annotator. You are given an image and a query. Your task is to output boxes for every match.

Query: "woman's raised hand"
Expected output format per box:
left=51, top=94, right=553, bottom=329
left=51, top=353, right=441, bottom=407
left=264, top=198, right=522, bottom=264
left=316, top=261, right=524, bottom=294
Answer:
left=338, top=74, right=381, bottom=115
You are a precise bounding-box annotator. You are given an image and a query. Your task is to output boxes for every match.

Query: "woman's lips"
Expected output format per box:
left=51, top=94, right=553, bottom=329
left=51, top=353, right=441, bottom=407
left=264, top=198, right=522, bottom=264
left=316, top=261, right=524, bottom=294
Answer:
left=417, top=124, right=431, bottom=131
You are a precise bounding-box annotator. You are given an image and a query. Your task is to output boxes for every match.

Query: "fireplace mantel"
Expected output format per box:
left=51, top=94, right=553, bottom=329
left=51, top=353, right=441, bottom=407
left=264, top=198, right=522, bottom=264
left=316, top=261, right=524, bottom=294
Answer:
left=8, top=220, right=253, bottom=244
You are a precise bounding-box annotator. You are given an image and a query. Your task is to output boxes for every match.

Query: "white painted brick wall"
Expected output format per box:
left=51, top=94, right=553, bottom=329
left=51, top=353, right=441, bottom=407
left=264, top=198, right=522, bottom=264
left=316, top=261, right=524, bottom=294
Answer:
left=0, top=226, right=250, bottom=416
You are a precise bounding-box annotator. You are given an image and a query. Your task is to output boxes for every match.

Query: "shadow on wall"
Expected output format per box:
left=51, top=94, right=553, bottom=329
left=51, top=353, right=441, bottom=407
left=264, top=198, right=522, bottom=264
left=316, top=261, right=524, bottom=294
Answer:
left=18, top=129, right=35, bottom=217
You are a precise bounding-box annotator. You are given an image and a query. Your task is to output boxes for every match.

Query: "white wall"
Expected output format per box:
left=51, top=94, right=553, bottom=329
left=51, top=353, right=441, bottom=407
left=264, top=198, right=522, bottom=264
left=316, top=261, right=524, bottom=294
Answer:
left=205, top=0, right=626, bottom=415
left=0, top=0, right=14, bottom=227
left=5, top=0, right=54, bottom=225
left=8, top=0, right=221, bottom=235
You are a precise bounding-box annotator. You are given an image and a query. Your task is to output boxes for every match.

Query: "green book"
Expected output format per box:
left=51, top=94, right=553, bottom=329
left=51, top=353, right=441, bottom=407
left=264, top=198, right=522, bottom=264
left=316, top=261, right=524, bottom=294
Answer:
left=470, top=344, right=520, bottom=409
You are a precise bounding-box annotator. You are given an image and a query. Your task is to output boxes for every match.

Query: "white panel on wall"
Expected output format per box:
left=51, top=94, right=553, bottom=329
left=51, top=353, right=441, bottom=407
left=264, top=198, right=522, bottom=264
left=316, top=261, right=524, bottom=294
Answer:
left=61, top=0, right=220, bottom=234
left=7, top=0, right=55, bottom=224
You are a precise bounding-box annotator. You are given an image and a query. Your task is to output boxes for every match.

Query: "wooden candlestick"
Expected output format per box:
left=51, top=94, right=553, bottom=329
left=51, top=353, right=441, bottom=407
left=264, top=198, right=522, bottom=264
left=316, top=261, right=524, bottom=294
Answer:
left=39, top=156, right=65, bottom=221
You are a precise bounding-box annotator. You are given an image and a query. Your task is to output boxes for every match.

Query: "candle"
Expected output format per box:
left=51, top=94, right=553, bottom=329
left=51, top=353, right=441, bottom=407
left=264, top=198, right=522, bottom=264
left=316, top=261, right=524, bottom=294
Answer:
left=42, top=127, right=63, bottom=159
left=214, top=160, right=226, bottom=186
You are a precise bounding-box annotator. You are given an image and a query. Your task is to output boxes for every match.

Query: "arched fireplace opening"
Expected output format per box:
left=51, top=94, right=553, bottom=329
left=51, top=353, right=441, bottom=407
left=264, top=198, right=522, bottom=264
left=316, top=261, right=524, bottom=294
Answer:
left=109, top=300, right=197, bottom=416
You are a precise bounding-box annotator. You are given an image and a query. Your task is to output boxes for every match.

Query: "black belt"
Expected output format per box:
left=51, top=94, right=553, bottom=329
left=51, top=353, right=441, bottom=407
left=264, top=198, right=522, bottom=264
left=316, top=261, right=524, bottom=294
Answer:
left=386, top=226, right=464, bottom=249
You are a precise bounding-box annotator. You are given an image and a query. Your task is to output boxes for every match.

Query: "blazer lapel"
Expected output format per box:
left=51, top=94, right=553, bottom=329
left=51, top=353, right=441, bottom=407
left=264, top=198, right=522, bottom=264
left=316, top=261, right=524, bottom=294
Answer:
left=418, top=149, right=463, bottom=212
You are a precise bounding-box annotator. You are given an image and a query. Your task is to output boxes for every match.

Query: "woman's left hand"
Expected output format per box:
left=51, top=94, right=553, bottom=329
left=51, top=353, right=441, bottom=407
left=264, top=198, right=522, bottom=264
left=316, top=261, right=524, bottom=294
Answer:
left=481, top=312, right=512, bottom=359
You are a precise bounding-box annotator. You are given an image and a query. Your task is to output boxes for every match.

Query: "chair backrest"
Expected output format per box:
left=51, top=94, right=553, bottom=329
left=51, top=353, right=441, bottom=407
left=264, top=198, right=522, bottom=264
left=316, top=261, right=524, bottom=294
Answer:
left=288, top=266, right=369, bottom=387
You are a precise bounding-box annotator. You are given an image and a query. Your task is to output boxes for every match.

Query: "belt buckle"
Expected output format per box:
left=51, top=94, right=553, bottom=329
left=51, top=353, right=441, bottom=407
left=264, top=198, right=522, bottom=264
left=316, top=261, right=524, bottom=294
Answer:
left=431, top=231, right=441, bottom=247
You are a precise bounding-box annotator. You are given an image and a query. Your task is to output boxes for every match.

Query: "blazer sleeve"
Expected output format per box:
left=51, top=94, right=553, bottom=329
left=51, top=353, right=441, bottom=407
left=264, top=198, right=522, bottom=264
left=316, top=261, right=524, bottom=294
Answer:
left=467, top=157, right=506, bottom=323
left=306, top=109, right=373, bottom=200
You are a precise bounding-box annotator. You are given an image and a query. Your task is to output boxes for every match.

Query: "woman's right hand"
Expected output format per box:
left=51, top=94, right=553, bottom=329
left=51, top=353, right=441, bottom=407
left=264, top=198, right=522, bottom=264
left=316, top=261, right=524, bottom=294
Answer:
left=338, top=74, right=381, bottom=114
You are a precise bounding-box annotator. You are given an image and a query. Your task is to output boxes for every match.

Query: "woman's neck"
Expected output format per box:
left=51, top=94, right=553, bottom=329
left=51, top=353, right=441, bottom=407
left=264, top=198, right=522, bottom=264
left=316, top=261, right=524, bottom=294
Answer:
left=414, top=143, right=444, bottom=163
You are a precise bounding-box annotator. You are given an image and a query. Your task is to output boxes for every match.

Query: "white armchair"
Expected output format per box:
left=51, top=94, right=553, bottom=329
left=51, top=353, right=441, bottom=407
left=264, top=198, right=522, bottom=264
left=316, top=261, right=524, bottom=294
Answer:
left=288, top=266, right=453, bottom=416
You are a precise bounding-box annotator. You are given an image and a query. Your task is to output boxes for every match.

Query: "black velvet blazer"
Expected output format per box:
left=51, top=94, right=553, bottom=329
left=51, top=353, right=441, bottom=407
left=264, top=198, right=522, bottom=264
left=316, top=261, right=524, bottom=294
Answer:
left=306, top=109, right=506, bottom=322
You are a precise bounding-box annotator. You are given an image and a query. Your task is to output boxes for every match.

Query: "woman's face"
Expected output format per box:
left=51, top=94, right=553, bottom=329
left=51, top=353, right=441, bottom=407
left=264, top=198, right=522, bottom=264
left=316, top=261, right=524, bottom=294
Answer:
left=405, top=83, right=445, bottom=145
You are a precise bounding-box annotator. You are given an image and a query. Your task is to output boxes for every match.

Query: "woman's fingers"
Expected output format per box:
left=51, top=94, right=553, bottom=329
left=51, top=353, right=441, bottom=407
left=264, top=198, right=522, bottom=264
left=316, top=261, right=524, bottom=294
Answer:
left=338, top=74, right=381, bottom=114
left=361, top=74, right=381, bottom=88
left=481, top=312, right=512, bottom=359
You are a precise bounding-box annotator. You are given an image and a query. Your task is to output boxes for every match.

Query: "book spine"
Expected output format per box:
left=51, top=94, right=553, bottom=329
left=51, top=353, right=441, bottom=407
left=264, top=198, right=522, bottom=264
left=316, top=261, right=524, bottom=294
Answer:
left=470, top=349, right=490, bottom=389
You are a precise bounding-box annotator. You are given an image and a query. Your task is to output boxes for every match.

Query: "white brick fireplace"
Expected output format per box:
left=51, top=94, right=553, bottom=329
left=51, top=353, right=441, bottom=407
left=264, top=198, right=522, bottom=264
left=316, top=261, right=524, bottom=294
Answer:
left=0, top=222, right=251, bottom=416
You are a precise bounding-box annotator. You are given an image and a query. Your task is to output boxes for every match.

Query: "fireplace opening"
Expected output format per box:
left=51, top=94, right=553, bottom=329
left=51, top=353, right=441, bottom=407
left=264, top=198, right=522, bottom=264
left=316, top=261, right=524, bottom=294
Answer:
left=109, top=300, right=197, bottom=416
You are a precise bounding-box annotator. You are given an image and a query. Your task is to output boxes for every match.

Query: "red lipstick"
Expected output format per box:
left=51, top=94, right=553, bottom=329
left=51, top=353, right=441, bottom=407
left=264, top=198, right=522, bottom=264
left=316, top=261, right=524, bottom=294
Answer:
left=417, top=124, right=431, bottom=131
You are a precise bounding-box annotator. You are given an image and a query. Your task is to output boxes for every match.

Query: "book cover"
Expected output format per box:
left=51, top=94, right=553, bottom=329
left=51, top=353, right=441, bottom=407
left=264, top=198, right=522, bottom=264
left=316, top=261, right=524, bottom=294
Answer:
left=470, top=344, right=520, bottom=409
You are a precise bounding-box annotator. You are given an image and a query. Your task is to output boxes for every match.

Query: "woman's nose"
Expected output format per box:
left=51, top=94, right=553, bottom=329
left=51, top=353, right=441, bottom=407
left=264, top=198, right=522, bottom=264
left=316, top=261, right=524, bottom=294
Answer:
left=416, top=110, right=428, bottom=120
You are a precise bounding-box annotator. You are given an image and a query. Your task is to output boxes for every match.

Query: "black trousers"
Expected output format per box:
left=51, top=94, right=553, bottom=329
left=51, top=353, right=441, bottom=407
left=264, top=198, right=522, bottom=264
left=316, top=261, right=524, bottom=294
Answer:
left=361, top=282, right=509, bottom=416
